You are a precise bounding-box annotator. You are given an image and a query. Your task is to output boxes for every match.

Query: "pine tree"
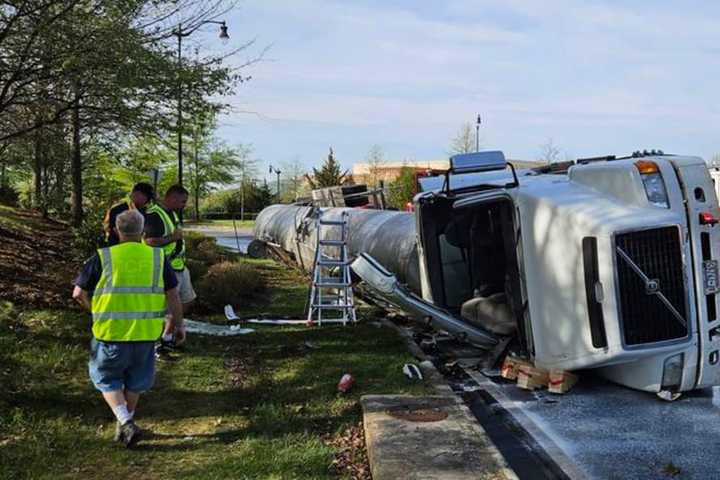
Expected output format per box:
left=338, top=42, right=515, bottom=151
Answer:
left=307, top=147, right=349, bottom=188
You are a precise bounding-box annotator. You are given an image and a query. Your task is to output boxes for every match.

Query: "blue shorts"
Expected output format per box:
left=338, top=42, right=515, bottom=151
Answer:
left=88, top=338, right=156, bottom=393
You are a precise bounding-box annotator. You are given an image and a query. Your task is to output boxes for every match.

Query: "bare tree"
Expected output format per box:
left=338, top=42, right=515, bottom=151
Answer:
left=538, top=138, right=561, bottom=164
left=448, top=122, right=478, bottom=155
left=281, top=156, right=307, bottom=202
left=365, top=144, right=385, bottom=187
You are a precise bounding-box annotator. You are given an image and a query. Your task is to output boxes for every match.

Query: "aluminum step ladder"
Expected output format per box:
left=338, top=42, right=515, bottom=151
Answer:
left=307, top=210, right=357, bottom=326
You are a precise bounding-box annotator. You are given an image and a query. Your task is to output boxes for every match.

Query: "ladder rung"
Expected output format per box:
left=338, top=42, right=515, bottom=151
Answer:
left=319, top=240, right=345, bottom=246
left=316, top=282, right=351, bottom=288
left=317, top=260, right=349, bottom=266
left=319, top=220, right=346, bottom=226
left=312, top=304, right=354, bottom=309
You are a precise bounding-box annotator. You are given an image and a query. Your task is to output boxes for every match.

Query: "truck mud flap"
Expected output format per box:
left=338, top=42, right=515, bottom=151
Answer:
left=351, top=253, right=499, bottom=349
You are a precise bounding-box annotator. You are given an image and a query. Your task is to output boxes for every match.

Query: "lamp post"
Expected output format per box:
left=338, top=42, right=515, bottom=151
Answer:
left=475, top=114, right=481, bottom=152
left=173, top=20, right=229, bottom=187
left=269, top=165, right=282, bottom=201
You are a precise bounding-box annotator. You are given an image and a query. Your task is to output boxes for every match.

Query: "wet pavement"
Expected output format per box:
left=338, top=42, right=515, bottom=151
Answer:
left=463, top=364, right=720, bottom=479
left=186, top=225, right=252, bottom=254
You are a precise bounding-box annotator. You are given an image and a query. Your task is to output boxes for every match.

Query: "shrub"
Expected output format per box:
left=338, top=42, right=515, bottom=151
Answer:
left=0, top=185, right=19, bottom=206
left=72, top=208, right=105, bottom=258
left=183, top=231, right=208, bottom=251
left=185, top=258, right=209, bottom=282
left=198, top=261, right=266, bottom=311
left=190, top=239, right=223, bottom=264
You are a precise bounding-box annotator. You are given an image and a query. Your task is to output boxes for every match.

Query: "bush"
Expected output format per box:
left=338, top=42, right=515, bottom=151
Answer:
left=72, top=208, right=105, bottom=257
left=190, top=239, right=223, bottom=264
left=0, top=185, right=19, bottom=206
left=197, top=261, right=266, bottom=311
left=185, top=258, right=209, bottom=282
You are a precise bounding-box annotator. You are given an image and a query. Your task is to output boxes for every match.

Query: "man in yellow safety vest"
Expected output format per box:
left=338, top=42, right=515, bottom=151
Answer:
left=144, top=184, right=195, bottom=358
left=73, top=209, right=184, bottom=447
left=103, top=182, right=155, bottom=247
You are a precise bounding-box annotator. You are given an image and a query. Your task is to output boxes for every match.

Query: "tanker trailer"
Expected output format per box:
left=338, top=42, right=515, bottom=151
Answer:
left=254, top=151, right=720, bottom=394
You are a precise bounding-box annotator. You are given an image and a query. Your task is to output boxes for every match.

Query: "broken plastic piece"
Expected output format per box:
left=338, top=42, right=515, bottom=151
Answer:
left=402, top=363, right=423, bottom=381
left=224, top=304, right=240, bottom=321
left=184, top=319, right=254, bottom=337
left=657, top=390, right=682, bottom=402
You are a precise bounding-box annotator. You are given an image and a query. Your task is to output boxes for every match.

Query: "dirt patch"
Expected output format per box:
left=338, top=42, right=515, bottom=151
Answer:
left=0, top=208, right=79, bottom=309
left=225, top=354, right=258, bottom=388
left=387, top=408, right=449, bottom=422
left=326, top=422, right=372, bottom=480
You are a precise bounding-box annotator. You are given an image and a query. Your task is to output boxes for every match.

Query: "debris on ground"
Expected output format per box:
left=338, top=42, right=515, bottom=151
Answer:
left=501, top=356, right=579, bottom=394
left=326, top=423, right=372, bottom=480
left=0, top=209, right=78, bottom=309
left=338, top=373, right=355, bottom=393
left=225, top=355, right=257, bottom=388
left=184, top=319, right=254, bottom=336
left=548, top=369, right=579, bottom=394
left=661, top=462, right=682, bottom=477
left=402, top=363, right=423, bottom=381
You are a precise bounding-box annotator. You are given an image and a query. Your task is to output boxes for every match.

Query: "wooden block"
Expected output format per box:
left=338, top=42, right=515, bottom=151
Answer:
left=500, top=356, right=533, bottom=380
left=516, top=365, right=550, bottom=390
left=548, top=369, right=578, bottom=394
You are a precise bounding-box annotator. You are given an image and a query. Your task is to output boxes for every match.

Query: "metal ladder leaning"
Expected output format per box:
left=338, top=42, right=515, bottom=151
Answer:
left=307, top=210, right=356, bottom=326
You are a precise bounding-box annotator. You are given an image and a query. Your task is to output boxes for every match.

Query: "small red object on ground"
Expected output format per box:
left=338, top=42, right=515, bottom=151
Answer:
left=338, top=373, right=355, bottom=393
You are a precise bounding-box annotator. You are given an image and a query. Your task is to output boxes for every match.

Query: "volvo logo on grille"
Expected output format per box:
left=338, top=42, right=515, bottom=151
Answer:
left=645, top=279, right=660, bottom=295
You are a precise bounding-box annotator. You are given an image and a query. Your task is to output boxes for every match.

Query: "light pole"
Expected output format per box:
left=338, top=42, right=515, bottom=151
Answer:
left=174, top=20, right=229, bottom=187
left=475, top=114, right=481, bottom=152
left=269, top=165, right=282, bottom=201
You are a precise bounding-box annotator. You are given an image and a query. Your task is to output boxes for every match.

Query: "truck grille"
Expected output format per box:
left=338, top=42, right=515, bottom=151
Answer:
left=615, top=226, right=688, bottom=346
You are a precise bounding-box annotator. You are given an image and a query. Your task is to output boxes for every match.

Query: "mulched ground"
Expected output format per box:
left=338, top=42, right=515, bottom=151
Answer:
left=326, top=423, right=373, bottom=480
left=0, top=208, right=79, bottom=309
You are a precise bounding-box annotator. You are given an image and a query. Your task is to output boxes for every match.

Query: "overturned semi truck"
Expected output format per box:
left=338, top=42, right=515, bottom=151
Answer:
left=253, top=151, right=720, bottom=394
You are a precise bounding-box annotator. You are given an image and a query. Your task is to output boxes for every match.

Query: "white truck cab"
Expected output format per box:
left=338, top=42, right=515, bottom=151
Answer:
left=412, top=151, right=720, bottom=392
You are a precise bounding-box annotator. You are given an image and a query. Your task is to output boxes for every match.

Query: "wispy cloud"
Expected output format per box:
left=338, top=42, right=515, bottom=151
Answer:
left=219, top=0, right=720, bottom=171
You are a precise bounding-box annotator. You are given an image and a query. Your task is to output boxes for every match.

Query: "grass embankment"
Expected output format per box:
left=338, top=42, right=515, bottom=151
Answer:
left=0, top=205, right=430, bottom=479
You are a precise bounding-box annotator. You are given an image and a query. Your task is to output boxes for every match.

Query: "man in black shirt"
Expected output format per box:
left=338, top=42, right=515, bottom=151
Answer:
left=103, top=183, right=155, bottom=246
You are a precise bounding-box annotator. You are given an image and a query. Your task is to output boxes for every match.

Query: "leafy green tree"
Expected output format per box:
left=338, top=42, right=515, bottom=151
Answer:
left=387, top=166, right=416, bottom=210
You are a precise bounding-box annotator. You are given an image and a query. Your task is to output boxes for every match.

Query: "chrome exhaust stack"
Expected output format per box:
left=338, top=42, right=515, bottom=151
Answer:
left=351, top=253, right=499, bottom=349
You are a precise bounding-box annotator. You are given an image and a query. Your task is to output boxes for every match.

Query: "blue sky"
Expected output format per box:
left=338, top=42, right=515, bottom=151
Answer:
left=200, top=0, right=720, bottom=178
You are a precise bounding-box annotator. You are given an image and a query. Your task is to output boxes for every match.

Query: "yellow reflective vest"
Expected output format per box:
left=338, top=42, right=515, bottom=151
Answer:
left=145, top=204, right=185, bottom=271
left=91, top=242, right=167, bottom=342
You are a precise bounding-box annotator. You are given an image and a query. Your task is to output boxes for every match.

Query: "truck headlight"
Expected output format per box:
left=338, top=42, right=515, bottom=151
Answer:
left=635, top=160, right=670, bottom=208
left=661, top=353, right=684, bottom=391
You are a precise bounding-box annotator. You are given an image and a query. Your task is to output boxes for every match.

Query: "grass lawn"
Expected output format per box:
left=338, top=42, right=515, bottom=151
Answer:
left=0, top=257, right=430, bottom=479
left=185, top=219, right=256, bottom=230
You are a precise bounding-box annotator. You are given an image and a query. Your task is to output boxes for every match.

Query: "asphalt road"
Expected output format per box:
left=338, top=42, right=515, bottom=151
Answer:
left=463, top=363, right=720, bottom=479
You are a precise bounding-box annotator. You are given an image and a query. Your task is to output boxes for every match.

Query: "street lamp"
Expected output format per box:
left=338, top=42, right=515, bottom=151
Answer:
left=475, top=114, right=481, bottom=152
left=173, top=20, right=229, bottom=187
left=269, top=165, right=282, bottom=201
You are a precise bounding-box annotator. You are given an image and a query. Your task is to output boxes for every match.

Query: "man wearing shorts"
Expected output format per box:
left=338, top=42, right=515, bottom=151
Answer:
left=143, top=184, right=195, bottom=357
left=73, top=209, right=184, bottom=447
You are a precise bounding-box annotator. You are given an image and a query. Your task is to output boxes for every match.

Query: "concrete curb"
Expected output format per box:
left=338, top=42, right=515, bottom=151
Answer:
left=362, top=319, right=519, bottom=479
left=361, top=395, right=518, bottom=480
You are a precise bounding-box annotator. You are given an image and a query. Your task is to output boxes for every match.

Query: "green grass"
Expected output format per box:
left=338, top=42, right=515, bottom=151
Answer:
left=0, top=259, right=429, bottom=479
left=186, top=219, right=256, bottom=230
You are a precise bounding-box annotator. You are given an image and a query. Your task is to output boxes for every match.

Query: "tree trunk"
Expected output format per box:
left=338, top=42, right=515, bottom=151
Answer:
left=193, top=132, right=200, bottom=221
left=33, top=132, right=42, bottom=209
left=71, top=97, right=82, bottom=227
left=41, top=160, right=49, bottom=218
